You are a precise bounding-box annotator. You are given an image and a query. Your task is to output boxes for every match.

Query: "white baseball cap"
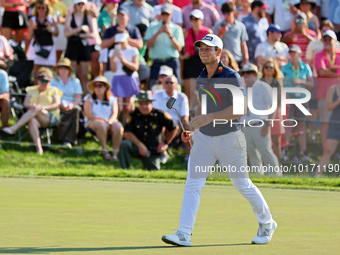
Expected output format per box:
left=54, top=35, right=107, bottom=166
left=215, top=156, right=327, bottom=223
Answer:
left=159, top=65, right=173, bottom=76
left=74, top=0, right=87, bottom=4
left=323, top=30, right=337, bottom=40
left=194, top=34, right=223, bottom=49
left=115, top=32, right=129, bottom=43
left=190, top=9, right=204, bottom=20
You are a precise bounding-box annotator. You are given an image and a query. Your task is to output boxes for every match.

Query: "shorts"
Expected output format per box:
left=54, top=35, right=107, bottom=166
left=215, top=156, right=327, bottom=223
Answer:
left=88, top=44, right=101, bottom=54
left=2, top=11, right=28, bottom=29
left=287, top=103, right=309, bottom=122
left=48, top=112, right=60, bottom=127
left=65, top=39, right=91, bottom=63
left=318, top=98, right=332, bottom=123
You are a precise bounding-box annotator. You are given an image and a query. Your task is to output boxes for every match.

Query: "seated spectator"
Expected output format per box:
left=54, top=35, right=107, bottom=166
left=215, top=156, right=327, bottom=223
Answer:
left=255, top=24, right=289, bottom=70
left=151, top=65, right=174, bottom=92
left=214, top=2, right=249, bottom=67
left=182, top=0, right=220, bottom=30
left=239, top=63, right=281, bottom=176
left=282, top=12, right=317, bottom=62
left=260, top=58, right=285, bottom=163
left=221, top=49, right=239, bottom=71
left=0, top=69, right=10, bottom=128
left=27, top=0, right=59, bottom=78
left=120, top=0, right=154, bottom=27
left=2, top=68, right=62, bottom=155
left=181, top=9, right=211, bottom=105
left=83, top=76, right=123, bottom=160
left=295, top=0, right=321, bottom=38
left=153, top=0, right=183, bottom=27
left=152, top=75, right=190, bottom=161
left=119, top=90, right=178, bottom=170
left=281, top=45, right=314, bottom=163
left=97, top=0, right=120, bottom=36
left=109, top=31, right=140, bottom=125
left=64, top=0, right=95, bottom=94
left=51, top=58, right=83, bottom=148
left=0, top=35, right=14, bottom=70
left=144, top=4, right=184, bottom=88
left=315, top=68, right=340, bottom=177
left=241, top=1, right=269, bottom=64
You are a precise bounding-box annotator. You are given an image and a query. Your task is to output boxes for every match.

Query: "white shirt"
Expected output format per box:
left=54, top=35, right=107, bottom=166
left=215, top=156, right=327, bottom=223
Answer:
left=152, top=89, right=189, bottom=124
left=84, top=94, right=117, bottom=122
left=108, top=45, right=139, bottom=76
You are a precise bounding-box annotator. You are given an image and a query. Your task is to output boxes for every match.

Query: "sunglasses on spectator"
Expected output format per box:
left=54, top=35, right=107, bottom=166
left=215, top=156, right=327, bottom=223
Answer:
left=165, top=81, right=175, bottom=84
left=242, top=71, right=256, bottom=75
left=93, top=83, right=104, bottom=88
left=40, top=79, right=49, bottom=84
left=58, top=66, right=69, bottom=70
left=36, top=6, right=47, bottom=10
left=264, top=65, right=274, bottom=69
left=323, top=37, right=333, bottom=42
left=161, top=12, right=169, bottom=16
left=190, top=17, right=199, bottom=21
left=76, top=2, right=85, bottom=5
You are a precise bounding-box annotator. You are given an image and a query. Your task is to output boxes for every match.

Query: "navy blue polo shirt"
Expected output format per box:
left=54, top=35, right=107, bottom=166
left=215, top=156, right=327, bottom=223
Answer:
left=197, top=61, right=245, bottom=136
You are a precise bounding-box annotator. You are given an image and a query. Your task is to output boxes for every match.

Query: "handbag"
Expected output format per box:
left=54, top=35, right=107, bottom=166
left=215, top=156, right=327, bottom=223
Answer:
left=122, top=64, right=134, bottom=76
left=34, top=42, right=51, bottom=59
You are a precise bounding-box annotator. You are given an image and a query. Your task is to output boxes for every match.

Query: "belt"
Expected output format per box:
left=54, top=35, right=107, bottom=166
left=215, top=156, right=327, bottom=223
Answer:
left=153, top=57, right=175, bottom=62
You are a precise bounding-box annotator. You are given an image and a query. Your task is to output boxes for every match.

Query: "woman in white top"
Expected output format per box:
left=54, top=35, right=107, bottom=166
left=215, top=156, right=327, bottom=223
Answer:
left=109, top=31, right=139, bottom=125
left=83, top=75, right=123, bottom=160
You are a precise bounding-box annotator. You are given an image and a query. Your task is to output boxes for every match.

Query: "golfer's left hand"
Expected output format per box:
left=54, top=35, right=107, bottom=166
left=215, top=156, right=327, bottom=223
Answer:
left=189, top=115, right=212, bottom=129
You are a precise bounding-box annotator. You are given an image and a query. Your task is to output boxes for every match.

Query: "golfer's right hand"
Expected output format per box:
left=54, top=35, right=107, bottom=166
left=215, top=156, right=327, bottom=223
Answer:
left=181, top=131, right=191, bottom=143
left=138, top=144, right=148, bottom=157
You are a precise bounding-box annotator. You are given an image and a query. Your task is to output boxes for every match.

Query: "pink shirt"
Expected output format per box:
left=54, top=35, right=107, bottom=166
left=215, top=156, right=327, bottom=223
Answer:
left=182, top=2, right=220, bottom=30
left=314, top=48, right=340, bottom=99
left=185, top=26, right=209, bottom=56
left=159, top=0, right=191, bottom=9
left=5, top=0, right=25, bottom=12
left=0, top=35, right=14, bottom=58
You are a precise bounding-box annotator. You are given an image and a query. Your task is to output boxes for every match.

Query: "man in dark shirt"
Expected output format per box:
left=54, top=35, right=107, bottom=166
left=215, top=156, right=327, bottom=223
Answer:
left=119, top=90, right=178, bottom=170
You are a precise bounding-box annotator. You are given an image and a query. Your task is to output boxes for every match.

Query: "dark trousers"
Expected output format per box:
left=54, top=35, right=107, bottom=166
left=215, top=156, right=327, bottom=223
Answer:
left=149, top=58, right=180, bottom=89
left=118, top=140, right=161, bottom=170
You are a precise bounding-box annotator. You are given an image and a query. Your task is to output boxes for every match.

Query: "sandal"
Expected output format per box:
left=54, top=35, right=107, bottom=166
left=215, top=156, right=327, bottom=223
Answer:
left=112, top=150, right=118, bottom=161
left=1, top=127, right=14, bottom=137
left=102, top=151, right=112, bottom=160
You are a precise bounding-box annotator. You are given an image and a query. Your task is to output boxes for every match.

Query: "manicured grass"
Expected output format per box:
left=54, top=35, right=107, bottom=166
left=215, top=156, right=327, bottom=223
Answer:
left=0, top=178, right=339, bottom=255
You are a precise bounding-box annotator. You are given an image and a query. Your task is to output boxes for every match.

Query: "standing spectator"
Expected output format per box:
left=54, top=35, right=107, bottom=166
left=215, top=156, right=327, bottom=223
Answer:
left=182, top=0, right=220, bottom=30
left=181, top=9, right=211, bottom=105
left=2, top=68, right=61, bottom=155
left=314, top=30, right=340, bottom=152
left=255, top=24, right=289, bottom=69
left=144, top=4, right=184, bottom=88
left=241, top=1, right=269, bottom=64
left=154, top=0, right=183, bottom=27
left=240, top=63, right=281, bottom=175
left=120, top=0, right=154, bottom=27
left=214, top=2, right=249, bottom=67
left=220, top=49, right=239, bottom=71
left=0, top=69, right=10, bottom=128
left=295, top=0, right=321, bottom=38
left=282, top=12, right=317, bottom=62
left=261, top=58, right=285, bottom=162
left=27, top=0, right=59, bottom=77
left=281, top=44, right=314, bottom=162
left=237, top=0, right=252, bottom=21
left=97, top=0, right=120, bottom=36
left=327, top=0, right=340, bottom=29
left=158, top=0, right=191, bottom=9
left=315, top=0, right=329, bottom=21
left=1, top=0, right=28, bottom=44
left=135, top=23, right=150, bottom=89
left=83, top=76, right=123, bottom=160
left=119, top=90, right=178, bottom=170
left=64, top=0, right=95, bottom=94
left=51, top=58, right=83, bottom=148
left=109, top=31, right=140, bottom=125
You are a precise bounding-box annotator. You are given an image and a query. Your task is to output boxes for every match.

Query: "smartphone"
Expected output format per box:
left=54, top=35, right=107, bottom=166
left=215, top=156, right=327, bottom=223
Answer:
left=115, top=44, right=121, bottom=55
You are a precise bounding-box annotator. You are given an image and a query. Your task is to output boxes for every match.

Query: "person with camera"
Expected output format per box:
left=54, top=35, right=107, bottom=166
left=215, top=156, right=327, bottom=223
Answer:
left=26, top=0, right=59, bottom=78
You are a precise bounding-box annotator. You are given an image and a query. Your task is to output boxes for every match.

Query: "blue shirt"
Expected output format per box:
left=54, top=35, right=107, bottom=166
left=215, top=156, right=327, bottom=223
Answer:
left=51, top=76, right=83, bottom=103
left=281, top=60, right=312, bottom=99
left=197, top=61, right=245, bottom=136
left=0, top=69, right=9, bottom=94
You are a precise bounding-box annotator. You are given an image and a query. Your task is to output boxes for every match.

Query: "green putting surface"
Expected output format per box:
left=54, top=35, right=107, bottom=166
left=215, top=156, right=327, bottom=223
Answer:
left=0, top=178, right=339, bottom=255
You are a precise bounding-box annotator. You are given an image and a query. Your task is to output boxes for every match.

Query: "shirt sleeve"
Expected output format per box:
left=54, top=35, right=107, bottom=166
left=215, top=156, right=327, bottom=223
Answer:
left=254, top=43, right=264, bottom=58
left=74, top=78, right=83, bottom=94
left=173, top=25, right=185, bottom=47
left=179, top=94, right=189, bottom=117
left=314, top=52, right=326, bottom=72
left=305, top=41, right=314, bottom=61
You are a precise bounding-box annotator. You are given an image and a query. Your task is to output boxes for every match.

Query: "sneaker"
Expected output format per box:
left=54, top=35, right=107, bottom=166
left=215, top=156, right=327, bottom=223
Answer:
left=299, top=152, right=311, bottom=163
left=162, top=231, right=192, bottom=246
left=63, top=142, right=72, bottom=149
left=160, top=152, right=169, bottom=164
left=291, top=156, right=303, bottom=164
left=252, top=221, right=277, bottom=244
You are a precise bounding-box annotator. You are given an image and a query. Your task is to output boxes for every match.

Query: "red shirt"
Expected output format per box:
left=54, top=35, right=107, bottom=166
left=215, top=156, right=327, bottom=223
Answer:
left=185, top=26, right=209, bottom=56
left=284, top=28, right=317, bottom=62
left=159, top=0, right=191, bottom=8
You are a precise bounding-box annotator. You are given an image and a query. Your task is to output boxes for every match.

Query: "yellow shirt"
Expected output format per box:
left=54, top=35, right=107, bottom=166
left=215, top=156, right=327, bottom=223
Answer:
left=26, top=85, right=62, bottom=120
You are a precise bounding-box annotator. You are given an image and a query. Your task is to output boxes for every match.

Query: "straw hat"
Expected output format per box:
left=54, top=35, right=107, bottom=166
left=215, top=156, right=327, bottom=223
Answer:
left=87, top=76, right=111, bottom=93
left=54, top=58, right=74, bottom=75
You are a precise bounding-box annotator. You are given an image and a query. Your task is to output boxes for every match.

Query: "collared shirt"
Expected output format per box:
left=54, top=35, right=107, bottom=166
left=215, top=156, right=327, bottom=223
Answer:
left=197, top=61, right=245, bottom=136
left=152, top=89, right=189, bottom=124
left=120, top=1, right=154, bottom=27
left=124, top=108, right=177, bottom=150
left=241, top=79, right=273, bottom=121
left=281, top=60, right=313, bottom=99
left=213, top=19, right=248, bottom=62
left=182, top=2, right=220, bottom=30
left=144, top=21, right=184, bottom=60
left=51, top=76, right=83, bottom=103
left=254, top=40, right=289, bottom=60
left=0, top=69, right=9, bottom=94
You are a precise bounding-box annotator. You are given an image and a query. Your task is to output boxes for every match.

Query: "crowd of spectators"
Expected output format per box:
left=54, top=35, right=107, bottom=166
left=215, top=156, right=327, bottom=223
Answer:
left=0, top=0, right=340, bottom=176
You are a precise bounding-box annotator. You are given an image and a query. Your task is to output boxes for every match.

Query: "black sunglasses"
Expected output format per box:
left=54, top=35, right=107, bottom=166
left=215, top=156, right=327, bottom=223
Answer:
left=264, top=65, right=274, bottom=69
left=165, top=81, right=175, bottom=84
left=58, top=66, right=69, bottom=69
left=190, top=17, right=199, bottom=21
left=93, top=84, right=104, bottom=88
left=161, top=12, right=169, bottom=16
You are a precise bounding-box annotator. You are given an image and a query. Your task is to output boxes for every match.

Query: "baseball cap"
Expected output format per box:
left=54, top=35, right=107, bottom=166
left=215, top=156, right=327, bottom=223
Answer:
left=239, top=63, right=258, bottom=75
left=190, top=9, right=204, bottom=20
left=323, top=30, right=337, bottom=40
left=74, top=0, right=87, bottom=4
left=117, top=6, right=129, bottom=15
left=267, top=24, right=282, bottom=34
left=194, top=34, right=223, bottom=49
left=288, top=44, right=302, bottom=53
left=105, top=0, right=120, bottom=3
left=115, top=32, right=129, bottom=42
left=159, top=65, right=173, bottom=76
left=251, top=1, right=270, bottom=10
left=161, top=3, right=173, bottom=14
left=295, top=12, right=307, bottom=21
left=37, top=72, right=52, bottom=81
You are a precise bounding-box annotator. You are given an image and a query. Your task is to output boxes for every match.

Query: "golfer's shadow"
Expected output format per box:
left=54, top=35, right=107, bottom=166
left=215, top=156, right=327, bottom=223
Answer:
left=0, top=243, right=251, bottom=253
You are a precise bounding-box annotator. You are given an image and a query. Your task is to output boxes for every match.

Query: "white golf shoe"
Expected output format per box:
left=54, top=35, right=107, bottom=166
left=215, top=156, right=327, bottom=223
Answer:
left=252, top=221, right=278, bottom=244
left=162, top=231, right=192, bottom=246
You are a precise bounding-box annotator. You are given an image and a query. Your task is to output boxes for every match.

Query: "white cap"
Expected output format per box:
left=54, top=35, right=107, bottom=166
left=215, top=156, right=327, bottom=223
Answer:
left=194, top=34, right=223, bottom=49
left=190, top=9, right=204, bottom=20
left=159, top=65, right=173, bottom=76
left=323, top=30, right=337, bottom=40
left=115, top=33, right=129, bottom=43
left=74, top=0, right=87, bottom=4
